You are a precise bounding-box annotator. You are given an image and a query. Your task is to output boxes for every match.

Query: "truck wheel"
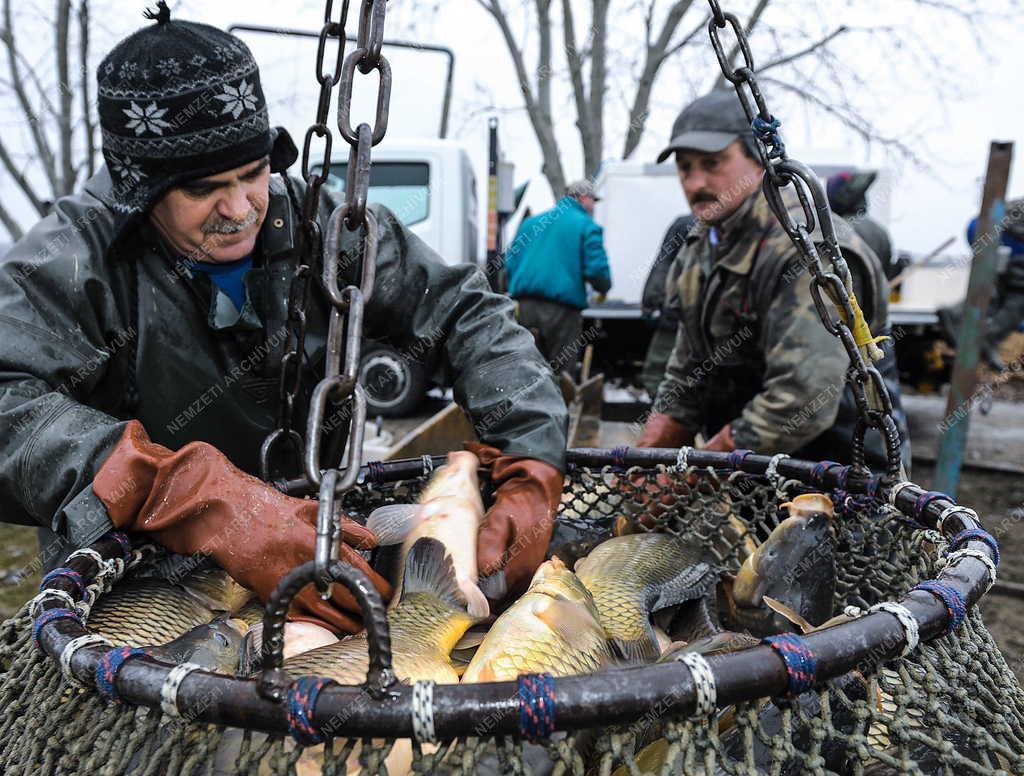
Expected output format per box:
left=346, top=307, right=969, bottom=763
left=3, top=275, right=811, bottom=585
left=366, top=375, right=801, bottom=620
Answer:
left=359, top=345, right=427, bottom=417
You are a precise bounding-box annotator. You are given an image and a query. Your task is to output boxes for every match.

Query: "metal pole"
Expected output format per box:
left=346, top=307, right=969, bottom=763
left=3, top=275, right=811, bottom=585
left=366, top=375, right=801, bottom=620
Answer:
left=934, top=141, right=1014, bottom=496
left=484, top=116, right=501, bottom=291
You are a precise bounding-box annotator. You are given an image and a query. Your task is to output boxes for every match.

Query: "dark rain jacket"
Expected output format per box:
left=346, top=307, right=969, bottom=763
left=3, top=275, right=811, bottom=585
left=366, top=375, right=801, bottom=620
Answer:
left=653, top=189, right=910, bottom=471
left=0, top=168, right=568, bottom=554
left=641, top=215, right=696, bottom=330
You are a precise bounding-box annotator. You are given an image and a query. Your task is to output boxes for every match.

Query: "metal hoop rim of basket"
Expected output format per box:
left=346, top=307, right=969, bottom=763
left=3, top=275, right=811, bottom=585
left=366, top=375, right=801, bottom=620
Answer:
left=31, top=448, right=995, bottom=741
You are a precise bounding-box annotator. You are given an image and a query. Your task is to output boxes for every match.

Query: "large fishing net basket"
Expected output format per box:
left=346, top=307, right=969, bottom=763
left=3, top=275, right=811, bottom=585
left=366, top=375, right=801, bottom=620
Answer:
left=1, top=449, right=1018, bottom=775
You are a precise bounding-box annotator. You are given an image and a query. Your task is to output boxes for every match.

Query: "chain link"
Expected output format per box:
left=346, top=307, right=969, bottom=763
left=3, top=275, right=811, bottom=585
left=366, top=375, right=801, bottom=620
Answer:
left=704, top=1, right=903, bottom=479
left=258, top=0, right=391, bottom=593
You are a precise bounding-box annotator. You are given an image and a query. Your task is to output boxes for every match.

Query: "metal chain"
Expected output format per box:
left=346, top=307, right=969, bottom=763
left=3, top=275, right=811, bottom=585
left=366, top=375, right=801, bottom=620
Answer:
left=258, top=0, right=391, bottom=594
left=704, top=0, right=903, bottom=479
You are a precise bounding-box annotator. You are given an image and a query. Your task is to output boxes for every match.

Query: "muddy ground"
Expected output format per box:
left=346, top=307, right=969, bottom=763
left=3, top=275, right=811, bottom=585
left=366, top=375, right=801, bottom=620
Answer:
left=1, top=461, right=1023, bottom=680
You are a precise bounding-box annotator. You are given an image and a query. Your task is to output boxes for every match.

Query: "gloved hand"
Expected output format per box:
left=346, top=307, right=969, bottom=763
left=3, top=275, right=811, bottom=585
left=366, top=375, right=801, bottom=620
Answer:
left=637, top=412, right=695, bottom=448
left=93, top=421, right=392, bottom=635
left=703, top=423, right=736, bottom=452
left=464, top=442, right=564, bottom=599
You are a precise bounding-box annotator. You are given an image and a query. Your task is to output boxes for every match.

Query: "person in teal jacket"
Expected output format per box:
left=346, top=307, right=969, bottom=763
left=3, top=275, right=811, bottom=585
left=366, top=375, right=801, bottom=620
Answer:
left=506, top=179, right=612, bottom=380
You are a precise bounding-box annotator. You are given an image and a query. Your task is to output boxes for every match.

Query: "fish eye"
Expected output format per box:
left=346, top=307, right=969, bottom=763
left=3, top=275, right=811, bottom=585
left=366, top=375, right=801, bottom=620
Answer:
left=215, top=633, right=229, bottom=646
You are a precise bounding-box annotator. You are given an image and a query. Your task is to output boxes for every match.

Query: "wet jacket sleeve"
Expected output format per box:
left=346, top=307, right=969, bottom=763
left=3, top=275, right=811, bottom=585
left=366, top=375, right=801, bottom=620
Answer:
left=582, top=221, right=611, bottom=294
left=0, top=194, right=128, bottom=546
left=342, top=205, right=569, bottom=471
left=730, top=259, right=848, bottom=452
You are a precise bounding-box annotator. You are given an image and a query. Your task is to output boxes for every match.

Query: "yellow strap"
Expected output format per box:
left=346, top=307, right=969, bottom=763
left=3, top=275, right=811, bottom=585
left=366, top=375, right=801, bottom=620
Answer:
left=837, top=292, right=889, bottom=359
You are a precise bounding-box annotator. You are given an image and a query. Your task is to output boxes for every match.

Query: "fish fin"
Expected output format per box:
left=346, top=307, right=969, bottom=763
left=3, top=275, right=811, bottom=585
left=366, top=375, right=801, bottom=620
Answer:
left=533, top=596, right=608, bottom=655
left=453, top=626, right=488, bottom=652
left=609, top=635, right=660, bottom=664
left=238, top=622, right=263, bottom=677
left=651, top=561, right=715, bottom=612
left=366, top=504, right=425, bottom=545
left=458, top=580, right=491, bottom=618
left=401, top=537, right=466, bottom=611
left=763, top=596, right=813, bottom=634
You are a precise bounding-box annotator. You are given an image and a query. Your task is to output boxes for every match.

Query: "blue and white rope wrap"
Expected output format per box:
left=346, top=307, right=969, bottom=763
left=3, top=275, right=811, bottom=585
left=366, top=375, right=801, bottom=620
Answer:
left=28, top=588, right=79, bottom=619
left=411, top=680, right=437, bottom=743
left=32, top=608, right=83, bottom=651
left=914, top=490, right=951, bottom=521
left=675, top=652, right=717, bottom=719
left=59, top=633, right=110, bottom=688
left=936, top=505, right=978, bottom=535
left=868, top=602, right=920, bottom=657
left=96, top=646, right=146, bottom=701
left=611, top=445, right=629, bottom=468
left=912, top=580, right=967, bottom=635
left=888, top=480, right=915, bottom=508
left=950, top=528, right=1000, bottom=566
left=161, top=662, right=203, bottom=717
left=943, top=549, right=997, bottom=591
left=763, top=634, right=817, bottom=695
left=107, top=531, right=134, bottom=563
left=517, top=673, right=556, bottom=743
left=764, top=453, right=789, bottom=486
left=727, top=449, right=753, bottom=470
left=40, top=567, right=84, bottom=596
left=66, top=547, right=107, bottom=570
left=421, top=454, right=435, bottom=475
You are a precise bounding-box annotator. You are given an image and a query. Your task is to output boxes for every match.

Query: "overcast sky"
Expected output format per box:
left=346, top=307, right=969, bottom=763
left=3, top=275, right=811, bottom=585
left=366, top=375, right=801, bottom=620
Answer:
left=5, top=1, right=1023, bottom=258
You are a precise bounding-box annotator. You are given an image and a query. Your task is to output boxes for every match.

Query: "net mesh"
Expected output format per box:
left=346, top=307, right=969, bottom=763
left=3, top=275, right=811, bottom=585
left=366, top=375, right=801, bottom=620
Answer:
left=2, top=464, right=1023, bottom=775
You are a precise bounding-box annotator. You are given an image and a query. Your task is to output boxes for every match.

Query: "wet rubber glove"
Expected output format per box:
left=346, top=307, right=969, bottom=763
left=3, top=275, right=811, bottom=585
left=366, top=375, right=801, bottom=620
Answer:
left=93, top=421, right=392, bottom=635
left=464, top=442, right=564, bottom=599
left=637, top=412, right=695, bottom=448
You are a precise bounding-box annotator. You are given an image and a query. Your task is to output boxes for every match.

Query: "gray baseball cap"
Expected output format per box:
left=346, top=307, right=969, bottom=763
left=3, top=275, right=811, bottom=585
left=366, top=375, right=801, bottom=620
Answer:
left=656, top=90, right=756, bottom=163
left=566, top=179, right=601, bottom=200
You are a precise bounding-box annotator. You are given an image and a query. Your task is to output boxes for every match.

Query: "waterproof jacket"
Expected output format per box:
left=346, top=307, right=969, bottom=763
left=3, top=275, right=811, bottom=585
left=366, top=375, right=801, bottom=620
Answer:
left=506, top=197, right=611, bottom=310
left=653, top=188, right=910, bottom=471
left=0, top=168, right=568, bottom=552
left=641, top=215, right=696, bottom=330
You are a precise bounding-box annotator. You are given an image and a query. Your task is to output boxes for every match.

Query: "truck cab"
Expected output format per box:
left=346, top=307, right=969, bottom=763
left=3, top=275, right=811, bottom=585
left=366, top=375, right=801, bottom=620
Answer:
left=312, top=139, right=479, bottom=415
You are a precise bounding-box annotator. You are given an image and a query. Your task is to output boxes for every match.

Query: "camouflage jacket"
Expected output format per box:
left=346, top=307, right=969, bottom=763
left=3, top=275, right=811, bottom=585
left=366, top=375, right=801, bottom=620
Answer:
left=653, top=188, right=909, bottom=467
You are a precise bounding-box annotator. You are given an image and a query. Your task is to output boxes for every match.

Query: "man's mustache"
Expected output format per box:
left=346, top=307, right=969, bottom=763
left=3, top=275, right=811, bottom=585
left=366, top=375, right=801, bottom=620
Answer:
left=691, top=191, right=718, bottom=204
left=203, top=209, right=260, bottom=235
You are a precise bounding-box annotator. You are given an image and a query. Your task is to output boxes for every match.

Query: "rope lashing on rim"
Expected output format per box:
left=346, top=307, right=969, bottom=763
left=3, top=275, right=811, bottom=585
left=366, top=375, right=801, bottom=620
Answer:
left=912, top=580, right=967, bottom=635
left=286, top=676, right=336, bottom=746
left=518, top=673, right=556, bottom=743
left=763, top=634, right=817, bottom=695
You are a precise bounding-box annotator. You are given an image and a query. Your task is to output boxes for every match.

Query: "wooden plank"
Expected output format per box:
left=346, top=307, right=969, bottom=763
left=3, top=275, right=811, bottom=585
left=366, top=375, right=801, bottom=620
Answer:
left=568, top=373, right=604, bottom=448
left=379, top=402, right=477, bottom=460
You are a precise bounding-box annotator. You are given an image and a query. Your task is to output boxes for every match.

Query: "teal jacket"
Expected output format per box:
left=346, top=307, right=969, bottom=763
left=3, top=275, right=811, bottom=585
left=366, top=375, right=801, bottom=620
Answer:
left=506, top=197, right=612, bottom=309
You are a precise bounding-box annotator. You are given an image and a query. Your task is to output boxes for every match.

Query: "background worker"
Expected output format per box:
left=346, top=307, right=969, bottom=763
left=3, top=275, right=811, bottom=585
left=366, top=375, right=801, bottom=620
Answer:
left=939, top=197, right=1024, bottom=372
left=637, top=91, right=910, bottom=470
left=505, top=179, right=612, bottom=381
left=0, top=5, right=568, bottom=629
left=640, top=214, right=696, bottom=399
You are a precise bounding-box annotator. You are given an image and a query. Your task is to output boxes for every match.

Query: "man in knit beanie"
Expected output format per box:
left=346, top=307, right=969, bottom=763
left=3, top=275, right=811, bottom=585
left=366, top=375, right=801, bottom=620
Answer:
left=0, top=3, right=568, bottom=631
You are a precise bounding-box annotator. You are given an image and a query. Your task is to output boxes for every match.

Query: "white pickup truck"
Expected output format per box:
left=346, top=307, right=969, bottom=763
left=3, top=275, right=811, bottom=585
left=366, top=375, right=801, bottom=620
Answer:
left=313, top=139, right=481, bottom=415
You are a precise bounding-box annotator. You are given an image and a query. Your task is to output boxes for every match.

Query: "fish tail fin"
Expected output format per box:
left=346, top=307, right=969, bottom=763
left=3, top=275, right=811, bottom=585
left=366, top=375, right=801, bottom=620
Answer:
left=610, top=635, right=661, bottom=664
left=401, top=537, right=466, bottom=612
left=366, top=504, right=425, bottom=546
left=458, top=579, right=491, bottom=618
left=238, top=622, right=263, bottom=677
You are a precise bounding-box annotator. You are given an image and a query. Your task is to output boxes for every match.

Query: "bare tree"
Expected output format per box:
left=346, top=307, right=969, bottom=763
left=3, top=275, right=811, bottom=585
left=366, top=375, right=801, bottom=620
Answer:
left=0, top=0, right=96, bottom=241
left=471, top=0, right=1018, bottom=198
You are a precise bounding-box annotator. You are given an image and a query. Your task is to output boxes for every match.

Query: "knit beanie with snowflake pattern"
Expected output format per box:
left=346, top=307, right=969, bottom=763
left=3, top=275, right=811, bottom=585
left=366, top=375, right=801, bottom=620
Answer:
left=97, top=1, right=296, bottom=228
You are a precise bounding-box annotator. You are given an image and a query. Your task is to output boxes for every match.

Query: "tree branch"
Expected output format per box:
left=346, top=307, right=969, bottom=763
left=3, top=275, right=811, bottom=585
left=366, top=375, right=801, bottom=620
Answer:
left=561, top=0, right=594, bottom=173
left=1, top=0, right=58, bottom=195
left=476, top=0, right=565, bottom=195
left=56, top=0, right=75, bottom=194
left=621, top=0, right=698, bottom=160
left=758, top=24, right=848, bottom=73
left=80, top=0, right=96, bottom=178
left=0, top=134, right=45, bottom=214
left=585, top=0, right=611, bottom=176
left=0, top=195, right=24, bottom=242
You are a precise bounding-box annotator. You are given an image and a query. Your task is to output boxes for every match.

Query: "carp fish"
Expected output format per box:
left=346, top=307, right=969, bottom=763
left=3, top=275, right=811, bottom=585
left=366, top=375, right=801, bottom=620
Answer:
left=87, top=566, right=255, bottom=647
left=574, top=533, right=719, bottom=663
left=142, top=616, right=249, bottom=674
left=367, top=450, right=489, bottom=617
left=725, top=492, right=836, bottom=635
left=462, top=556, right=613, bottom=683
left=283, top=536, right=479, bottom=685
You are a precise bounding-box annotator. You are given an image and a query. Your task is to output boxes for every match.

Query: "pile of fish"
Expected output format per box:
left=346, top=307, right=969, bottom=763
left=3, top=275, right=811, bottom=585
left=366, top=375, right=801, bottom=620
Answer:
left=82, top=453, right=907, bottom=775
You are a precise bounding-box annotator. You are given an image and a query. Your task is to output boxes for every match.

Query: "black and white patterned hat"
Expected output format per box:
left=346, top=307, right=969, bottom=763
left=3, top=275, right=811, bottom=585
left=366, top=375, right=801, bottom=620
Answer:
left=97, top=2, right=296, bottom=230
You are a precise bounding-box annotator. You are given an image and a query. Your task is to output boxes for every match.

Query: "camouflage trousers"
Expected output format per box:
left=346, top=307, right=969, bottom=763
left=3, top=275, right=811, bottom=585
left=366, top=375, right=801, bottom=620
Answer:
left=641, top=325, right=676, bottom=399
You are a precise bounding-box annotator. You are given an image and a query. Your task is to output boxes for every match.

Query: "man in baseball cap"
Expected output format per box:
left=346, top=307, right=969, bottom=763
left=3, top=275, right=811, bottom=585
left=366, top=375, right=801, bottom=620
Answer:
left=638, top=91, right=910, bottom=472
